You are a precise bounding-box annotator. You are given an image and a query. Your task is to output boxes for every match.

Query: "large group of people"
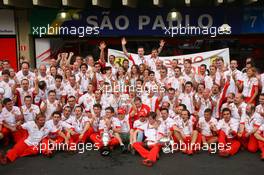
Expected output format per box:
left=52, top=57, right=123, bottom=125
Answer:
left=0, top=38, right=264, bottom=167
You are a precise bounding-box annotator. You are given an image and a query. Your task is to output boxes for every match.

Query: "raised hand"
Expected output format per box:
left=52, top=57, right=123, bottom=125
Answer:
left=160, top=39, right=165, bottom=47
left=99, top=41, right=106, bottom=50
left=121, top=37, right=127, bottom=45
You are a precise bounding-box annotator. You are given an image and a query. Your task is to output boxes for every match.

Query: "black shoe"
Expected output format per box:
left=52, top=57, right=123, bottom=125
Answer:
left=130, top=147, right=136, bottom=155
left=120, top=145, right=127, bottom=153
left=100, top=146, right=111, bottom=156
left=0, top=152, right=7, bottom=165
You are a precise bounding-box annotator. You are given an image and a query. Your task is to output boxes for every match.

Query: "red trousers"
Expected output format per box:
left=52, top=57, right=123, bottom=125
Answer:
left=69, top=127, right=94, bottom=146
left=132, top=142, right=161, bottom=162
left=40, top=136, right=64, bottom=155
left=218, top=130, right=240, bottom=155
left=172, top=133, right=202, bottom=151
left=237, top=132, right=258, bottom=152
left=257, top=140, right=264, bottom=156
left=6, top=140, right=39, bottom=162
left=1, top=126, right=28, bottom=144
left=90, top=133, right=119, bottom=149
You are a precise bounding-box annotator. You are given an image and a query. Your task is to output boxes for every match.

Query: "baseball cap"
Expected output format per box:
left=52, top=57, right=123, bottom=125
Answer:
left=117, top=108, right=126, bottom=115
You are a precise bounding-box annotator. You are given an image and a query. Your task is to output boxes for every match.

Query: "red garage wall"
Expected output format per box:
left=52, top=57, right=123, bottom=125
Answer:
left=0, top=38, right=18, bottom=71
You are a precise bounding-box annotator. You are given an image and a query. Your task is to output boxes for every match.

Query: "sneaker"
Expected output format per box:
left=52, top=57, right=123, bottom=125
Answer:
left=120, top=145, right=127, bottom=153
left=100, top=146, right=110, bottom=156
left=219, top=150, right=230, bottom=157
left=142, top=159, right=153, bottom=167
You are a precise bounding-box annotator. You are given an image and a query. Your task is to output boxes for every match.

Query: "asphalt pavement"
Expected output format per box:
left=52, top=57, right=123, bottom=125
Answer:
left=0, top=148, right=264, bottom=175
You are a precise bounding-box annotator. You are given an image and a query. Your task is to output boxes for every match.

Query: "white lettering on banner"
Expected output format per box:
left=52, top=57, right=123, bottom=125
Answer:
left=101, top=16, right=113, bottom=30
left=108, top=48, right=230, bottom=73
left=198, top=14, right=213, bottom=28
left=139, top=16, right=150, bottom=30
left=86, top=14, right=214, bottom=31
left=152, top=16, right=166, bottom=30
left=115, top=16, right=129, bottom=30
left=86, top=16, right=99, bottom=27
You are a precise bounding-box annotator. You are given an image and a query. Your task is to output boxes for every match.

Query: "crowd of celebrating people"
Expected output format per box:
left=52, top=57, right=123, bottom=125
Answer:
left=0, top=38, right=264, bottom=167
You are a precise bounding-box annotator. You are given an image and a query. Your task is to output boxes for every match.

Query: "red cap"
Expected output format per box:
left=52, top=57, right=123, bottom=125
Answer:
left=117, top=108, right=126, bottom=115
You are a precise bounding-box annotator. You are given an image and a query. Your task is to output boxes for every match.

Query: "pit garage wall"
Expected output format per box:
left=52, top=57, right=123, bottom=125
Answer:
left=0, top=9, right=18, bottom=71
left=35, top=38, right=51, bottom=67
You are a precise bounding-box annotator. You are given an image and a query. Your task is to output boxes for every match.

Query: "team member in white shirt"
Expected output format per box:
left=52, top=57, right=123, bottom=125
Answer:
left=116, top=108, right=130, bottom=152
left=237, top=104, right=264, bottom=152
left=161, top=88, right=177, bottom=111
left=224, top=60, right=243, bottom=95
left=167, top=67, right=184, bottom=93
left=216, top=108, right=240, bottom=157
left=76, top=63, right=91, bottom=92
left=37, top=64, right=55, bottom=87
left=41, top=111, right=70, bottom=156
left=0, top=69, right=13, bottom=99
left=159, top=108, right=178, bottom=139
left=227, top=93, right=247, bottom=121
left=21, top=95, right=40, bottom=122
left=48, top=75, right=66, bottom=106
left=130, top=111, right=148, bottom=148
left=142, top=89, right=160, bottom=113
left=0, top=98, right=24, bottom=144
left=178, top=81, right=195, bottom=114
left=174, top=109, right=202, bottom=155
left=236, top=67, right=259, bottom=105
left=78, top=83, right=95, bottom=112
left=67, top=106, right=94, bottom=146
left=14, top=78, right=39, bottom=107
left=194, top=88, right=213, bottom=118
left=254, top=123, right=264, bottom=160
left=132, top=112, right=164, bottom=167
left=255, top=93, right=264, bottom=117
left=40, top=90, right=61, bottom=121
left=90, top=107, right=121, bottom=153
left=0, top=114, right=49, bottom=163
left=15, top=62, right=35, bottom=88
left=197, top=108, right=218, bottom=152
left=64, top=75, right=83, bottom=99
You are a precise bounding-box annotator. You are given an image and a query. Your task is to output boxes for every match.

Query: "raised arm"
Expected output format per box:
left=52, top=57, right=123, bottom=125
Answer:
left=158, top=39, right=165, bottom=55
left=99, top=41, right=106, bottom=64
left=121, top=37, right=130, bottom=58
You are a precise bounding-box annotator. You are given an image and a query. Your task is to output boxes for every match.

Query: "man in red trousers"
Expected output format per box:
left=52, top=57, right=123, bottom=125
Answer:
left=216, top=108, right=240, bottom=157
left=0, top=114, right=48, bottom=164
left=132, top=112, right=164, bottom=167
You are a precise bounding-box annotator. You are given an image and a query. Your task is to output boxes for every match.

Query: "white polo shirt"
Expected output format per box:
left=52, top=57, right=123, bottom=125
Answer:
left=198, top=117, right=218, bottom=137
left=240, top=112, right=264, bottom=133
left=21, top=104, right=40, bottom=122
left=178, top=92, right=195, bottom=114
left=40, top=100, right=60, bottom=121
left=78, top=93, right=95, bottom=112
left=217, top=118, right=239, bottom=139
left=0, top=106, right=21, bottom=127
left=242, top=77, right=258, bottom=98
left=67, top=115, right=89, bottom=134
left=22, top=121, right=50, bottom=146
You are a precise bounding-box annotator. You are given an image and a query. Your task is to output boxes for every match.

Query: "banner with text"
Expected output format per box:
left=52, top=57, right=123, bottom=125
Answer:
left=108, top=48, right=230, bottom=73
